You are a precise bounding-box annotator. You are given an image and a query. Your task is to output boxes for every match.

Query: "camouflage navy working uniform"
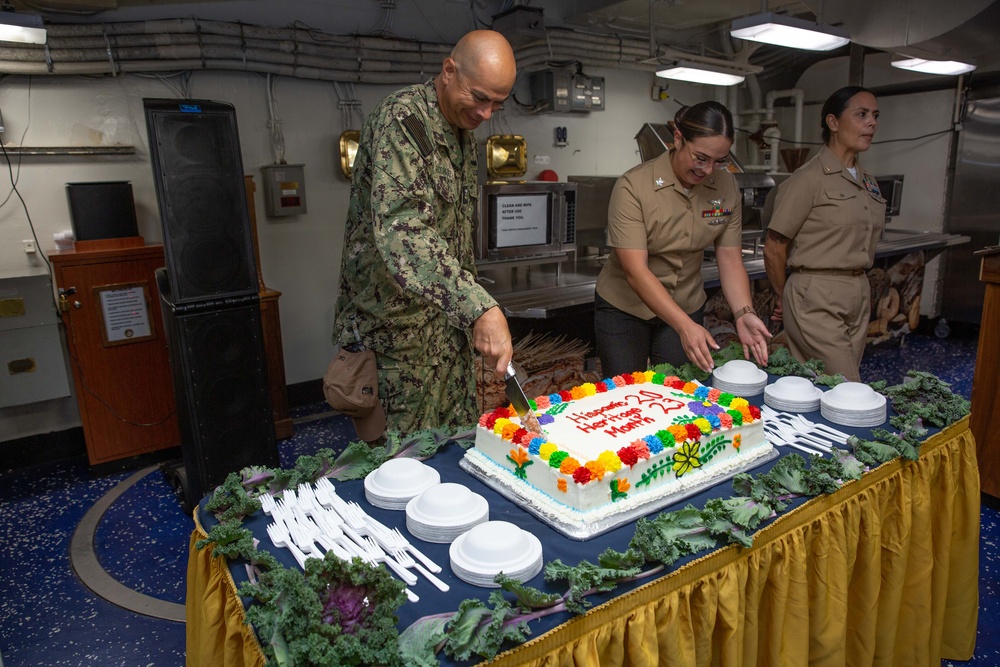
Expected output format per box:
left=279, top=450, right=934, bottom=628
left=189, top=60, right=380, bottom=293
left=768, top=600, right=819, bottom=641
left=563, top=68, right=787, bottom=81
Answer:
left=332, top=80, right=497, bottom=437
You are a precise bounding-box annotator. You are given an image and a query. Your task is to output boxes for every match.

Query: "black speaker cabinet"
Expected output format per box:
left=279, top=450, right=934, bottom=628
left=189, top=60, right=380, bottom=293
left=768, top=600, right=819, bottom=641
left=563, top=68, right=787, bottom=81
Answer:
left=155, top=269, right=278, bottom=506
left=143, top=99, right=258, bottom=305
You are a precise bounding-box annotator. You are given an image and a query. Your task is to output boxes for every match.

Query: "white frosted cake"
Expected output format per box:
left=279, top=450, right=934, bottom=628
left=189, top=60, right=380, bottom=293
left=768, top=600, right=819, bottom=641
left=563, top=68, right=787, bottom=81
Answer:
left=464, top=371, right=774, bottom=532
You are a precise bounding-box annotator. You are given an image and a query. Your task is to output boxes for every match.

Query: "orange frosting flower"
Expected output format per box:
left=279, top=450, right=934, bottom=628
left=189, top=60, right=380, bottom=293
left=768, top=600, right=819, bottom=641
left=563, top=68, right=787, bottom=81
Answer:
left=509, top=447, right=530, bottom=466
left=616, top=477, right=631, bottom=493
left=557, top=479, right=568, bottom=493
left=585, top=460, right=607, bottom=481
left=559, top=457, right=581, bottom=474
left=682, top=382, right=698, bottom=394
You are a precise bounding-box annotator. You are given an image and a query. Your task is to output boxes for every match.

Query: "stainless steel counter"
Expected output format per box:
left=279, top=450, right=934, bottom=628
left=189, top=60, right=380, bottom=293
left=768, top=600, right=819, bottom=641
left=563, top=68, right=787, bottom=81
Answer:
left=485, top=228, right=970, bottom=320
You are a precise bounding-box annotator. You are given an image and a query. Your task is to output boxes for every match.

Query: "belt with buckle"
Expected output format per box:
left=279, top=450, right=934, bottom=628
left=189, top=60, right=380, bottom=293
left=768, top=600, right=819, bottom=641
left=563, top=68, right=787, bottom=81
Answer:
left=791, top=267, right=866, bottom=277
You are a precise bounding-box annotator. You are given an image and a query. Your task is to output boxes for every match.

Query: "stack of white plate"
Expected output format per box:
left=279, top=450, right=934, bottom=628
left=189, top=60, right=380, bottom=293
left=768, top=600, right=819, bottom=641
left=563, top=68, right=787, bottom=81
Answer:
left=449, top=521, right=543, bottom=588
left=764, top=376, right=824, bottom=412
left=711, top=359, right=768, bottom=396
left=820, top=382, right=887, bottom=427
left=405, top=482, right=489, bottom=543
left=363, top=457, right=440, bottom=510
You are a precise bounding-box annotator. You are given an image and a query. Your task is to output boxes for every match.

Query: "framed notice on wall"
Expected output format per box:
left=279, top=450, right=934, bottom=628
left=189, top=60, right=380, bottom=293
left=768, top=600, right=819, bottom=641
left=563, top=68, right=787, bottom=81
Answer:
left=95, top=282, right=156, bottom=347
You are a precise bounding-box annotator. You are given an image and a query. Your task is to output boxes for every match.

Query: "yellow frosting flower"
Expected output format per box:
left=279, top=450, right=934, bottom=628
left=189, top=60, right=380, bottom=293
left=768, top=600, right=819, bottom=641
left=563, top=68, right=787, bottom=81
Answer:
left=539, top=442, right=558, bottom=460
left=730, top=397, right=749, bottom=410
left=643, top=370, right=655, bottom=382
left=694, top=417, right=712, bottom=434
left=580, top=382, right=597, bottom=397
left=493, top=417, right=511, bottom=435
left=597, top=450, right=622, bottom=473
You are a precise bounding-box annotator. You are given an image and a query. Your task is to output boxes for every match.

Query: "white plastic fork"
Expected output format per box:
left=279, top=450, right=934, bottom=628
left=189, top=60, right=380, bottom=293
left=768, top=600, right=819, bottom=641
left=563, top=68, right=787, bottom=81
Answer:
left=391, top=528, right=442, bottom=574
left=258, top=493, right=277, bottom=516
left=763, top=424, right=826, bottom=456
left=766, top=420, right=833, bottom=452
left=266, top=521, right=308, bottom=569
left=360, top=536, right=418, bottom=585
left=762, top=406, right=851, bottom=444
left=392, top=548, right=449, bottom=592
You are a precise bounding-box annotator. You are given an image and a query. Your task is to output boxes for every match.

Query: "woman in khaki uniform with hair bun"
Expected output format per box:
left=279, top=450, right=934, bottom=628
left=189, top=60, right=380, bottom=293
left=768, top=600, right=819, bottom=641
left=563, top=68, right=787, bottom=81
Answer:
left=595, top=101, right=772, bottom=376
left=764, top=86, right=886, bottom=382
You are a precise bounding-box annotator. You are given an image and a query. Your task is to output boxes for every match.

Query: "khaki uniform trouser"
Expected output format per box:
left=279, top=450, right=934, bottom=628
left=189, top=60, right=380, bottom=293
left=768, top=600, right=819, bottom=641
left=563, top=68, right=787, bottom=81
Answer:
left=375, top=350, right=479, bottom=437
left=782, top=271, right=870, bottom=382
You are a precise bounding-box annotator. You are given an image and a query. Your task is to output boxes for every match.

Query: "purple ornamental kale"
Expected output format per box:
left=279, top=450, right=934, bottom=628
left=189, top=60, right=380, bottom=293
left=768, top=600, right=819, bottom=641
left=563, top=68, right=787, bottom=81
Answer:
left=321, top=583, right=373, bottom=634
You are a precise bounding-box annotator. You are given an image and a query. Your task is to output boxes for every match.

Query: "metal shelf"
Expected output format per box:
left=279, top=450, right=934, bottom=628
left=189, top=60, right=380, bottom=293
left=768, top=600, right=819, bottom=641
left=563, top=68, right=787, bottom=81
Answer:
left=0, top=145, right=136, bottom=156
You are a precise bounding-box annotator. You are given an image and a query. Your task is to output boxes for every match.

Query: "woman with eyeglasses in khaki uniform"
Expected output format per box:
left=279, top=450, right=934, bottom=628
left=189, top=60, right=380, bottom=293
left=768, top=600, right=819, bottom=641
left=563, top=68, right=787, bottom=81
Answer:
left=764, top=86, right=885, bottom=382
left=594, top=101, right=772, bottom=377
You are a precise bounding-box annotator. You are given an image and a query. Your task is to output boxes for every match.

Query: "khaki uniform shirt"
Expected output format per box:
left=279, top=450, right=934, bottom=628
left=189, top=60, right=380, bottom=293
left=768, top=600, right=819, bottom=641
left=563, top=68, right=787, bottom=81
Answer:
left=768, top=145, right=886, bottom=270
left=332, top=80, right=496, bottom=364
left=596, top=151, right=742, bottom=319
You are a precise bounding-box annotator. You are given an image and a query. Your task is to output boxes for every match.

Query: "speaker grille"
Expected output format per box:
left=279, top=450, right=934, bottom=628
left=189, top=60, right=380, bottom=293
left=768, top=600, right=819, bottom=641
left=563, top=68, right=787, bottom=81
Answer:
left=162, top=300, right=278, bottom=502
left=144, top=99, right=258, bottom=305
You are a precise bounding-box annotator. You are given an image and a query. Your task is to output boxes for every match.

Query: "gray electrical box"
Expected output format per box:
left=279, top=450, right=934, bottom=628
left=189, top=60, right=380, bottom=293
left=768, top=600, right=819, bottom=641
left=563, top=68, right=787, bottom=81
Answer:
left=529, top=70, right=605, bottom=113
left=261, top=164, right=307, bottom=217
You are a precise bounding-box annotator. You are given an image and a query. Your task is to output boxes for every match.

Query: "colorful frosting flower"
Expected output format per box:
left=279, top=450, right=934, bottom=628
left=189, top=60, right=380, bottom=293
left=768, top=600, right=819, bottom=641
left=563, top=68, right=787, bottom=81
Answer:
left=733, top=433, right=742, bottom=451
left=506, top=447, right=533, bottom=480
left=557, top=479, right=568, bottom=492
left=654, top=430, right=674, bottom=450
left=584, top=460, right=606, bottom=481
left=597, top=450, right=622, bottom=473
left=539, top=442, right=558, bottom=460
left=574, top=466, right=594, bottom=484
left=548, top=451, right=569, bottom=469
left=528, top=437, right=545, bottom=455
left=581, top=382, right=597, bottom=396
left=673, top=441, right=702, bottom=477
left=535, top=395, right=551, bottom=410
left=644, top=434, right=665, bottom=454
left=617, top=445, right=639, bottom=467
left=559, top=456, right=581, bottom=474
left=694, top=417, right=712, bottom=435
left=610, top=477, right=630, bottom=501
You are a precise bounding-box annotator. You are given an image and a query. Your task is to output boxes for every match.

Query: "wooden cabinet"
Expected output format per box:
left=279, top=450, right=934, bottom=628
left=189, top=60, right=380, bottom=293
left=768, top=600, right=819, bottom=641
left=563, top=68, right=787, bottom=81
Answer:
left=245, top=175, right=293, bottom=439
left=971, top=247, right=1000, bottom=498
left=50, top=240, right=180, bottom=464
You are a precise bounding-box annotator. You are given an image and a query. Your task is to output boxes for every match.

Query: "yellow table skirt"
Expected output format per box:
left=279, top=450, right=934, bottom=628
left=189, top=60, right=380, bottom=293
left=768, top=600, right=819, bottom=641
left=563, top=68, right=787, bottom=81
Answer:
left=186, top=416, right=979, bottom=667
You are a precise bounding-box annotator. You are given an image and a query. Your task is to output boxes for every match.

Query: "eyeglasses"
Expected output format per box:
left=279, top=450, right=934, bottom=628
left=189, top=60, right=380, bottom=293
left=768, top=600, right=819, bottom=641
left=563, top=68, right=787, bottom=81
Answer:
left=680, top=138, right=731, bottom=169
left=688, top=149, right=731, bottom=170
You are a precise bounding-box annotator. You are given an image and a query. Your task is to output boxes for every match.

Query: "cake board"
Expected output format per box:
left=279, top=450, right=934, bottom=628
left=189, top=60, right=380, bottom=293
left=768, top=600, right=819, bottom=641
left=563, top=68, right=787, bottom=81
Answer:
left=460, top=443, right=780, bottom=541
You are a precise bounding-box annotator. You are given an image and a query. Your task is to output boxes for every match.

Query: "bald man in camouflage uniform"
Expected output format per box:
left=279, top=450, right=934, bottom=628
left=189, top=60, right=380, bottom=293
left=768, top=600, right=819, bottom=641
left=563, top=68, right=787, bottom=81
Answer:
left=332, top=30, right=516, bottom=438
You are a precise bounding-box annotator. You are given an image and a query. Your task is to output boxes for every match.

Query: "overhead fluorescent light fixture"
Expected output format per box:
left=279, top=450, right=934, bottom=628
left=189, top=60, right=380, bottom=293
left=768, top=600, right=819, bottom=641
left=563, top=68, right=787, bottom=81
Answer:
left=731, top=12, right=849, bottom=51
left=656, top=61, right=745, bottom=86
left=0, top=11, right=46, bottom=45
left=891, top=56, right=976, bottom=76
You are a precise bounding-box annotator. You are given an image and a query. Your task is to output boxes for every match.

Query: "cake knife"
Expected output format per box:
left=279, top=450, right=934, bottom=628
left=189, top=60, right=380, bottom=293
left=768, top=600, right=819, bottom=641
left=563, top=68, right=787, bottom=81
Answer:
left=505, top=361, right=542, bottom=434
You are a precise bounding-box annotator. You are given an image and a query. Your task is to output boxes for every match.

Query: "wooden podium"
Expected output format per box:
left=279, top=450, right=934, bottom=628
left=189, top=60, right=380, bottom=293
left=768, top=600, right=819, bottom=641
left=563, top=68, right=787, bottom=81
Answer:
left=50, top=239, right=181, bottom=464
left=971, top=246, right=1000, bottom=498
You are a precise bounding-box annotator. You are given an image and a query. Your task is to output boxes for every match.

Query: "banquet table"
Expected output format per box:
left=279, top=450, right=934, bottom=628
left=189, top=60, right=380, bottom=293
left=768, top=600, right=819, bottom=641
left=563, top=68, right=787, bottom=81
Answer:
left=187, top=413, right=979, bottom=667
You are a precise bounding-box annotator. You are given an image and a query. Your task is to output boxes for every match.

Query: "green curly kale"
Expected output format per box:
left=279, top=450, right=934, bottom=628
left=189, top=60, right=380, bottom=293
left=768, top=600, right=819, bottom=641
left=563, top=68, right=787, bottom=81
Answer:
left=764, top=347, right=844, bottom=386
left=241, top=552, right=407, bottom=667
left=205, top=472, right=261, bottom=523
left=882, top=370, right=970, bottom=427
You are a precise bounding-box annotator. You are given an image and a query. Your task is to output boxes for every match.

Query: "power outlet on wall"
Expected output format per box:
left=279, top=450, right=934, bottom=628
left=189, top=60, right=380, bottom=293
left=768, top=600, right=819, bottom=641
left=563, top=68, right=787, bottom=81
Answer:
left=22, top=239, right=36, bottom=254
